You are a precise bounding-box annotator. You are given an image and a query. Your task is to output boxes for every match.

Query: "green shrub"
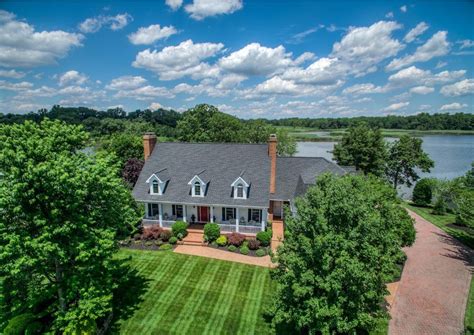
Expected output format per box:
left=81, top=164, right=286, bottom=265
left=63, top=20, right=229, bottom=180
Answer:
left=155, top=239, right=163, bottom=246
left=248, top=239, right=260, bottom=250
left=169, top=236, right=178, bottom=245
left=171, top=221, right=188, bottom=239
left=145, top=241, right=153, bottom=247
left=216, top=235, right=227, bottom=246
left=3, top=313, right=35, bottom=335
left=204, top=223, right=220, bottom=242
left=159, top=243, right=172, bottom=251
left=240, top=246, right=250, bottom=255
left=228, top=245, right=237, bottom=252
left=432, top=197, right=447, bottom=215
left=256, top=249, right=266, bottom=257
left=413, top=178, right=435, bottom=206
left=256, top=230, right=272, bottom=246
left=456, top=190, right=474, bottom=228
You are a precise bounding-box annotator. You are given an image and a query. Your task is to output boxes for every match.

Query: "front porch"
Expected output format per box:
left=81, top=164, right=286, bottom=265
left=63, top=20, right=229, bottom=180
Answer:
left=142, top=202, right=268, bottom=235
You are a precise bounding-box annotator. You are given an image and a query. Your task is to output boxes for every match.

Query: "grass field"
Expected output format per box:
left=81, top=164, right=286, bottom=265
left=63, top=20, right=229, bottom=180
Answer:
left=466, top=277, right=474, bottom=335
left=404, top=203, right=474, bottom=249
left=112, top=249, right=275, bottom=335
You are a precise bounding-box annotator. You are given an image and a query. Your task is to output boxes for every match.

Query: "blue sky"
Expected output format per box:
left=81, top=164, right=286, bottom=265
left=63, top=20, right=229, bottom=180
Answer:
left=0, top=0, right=473, bottom=118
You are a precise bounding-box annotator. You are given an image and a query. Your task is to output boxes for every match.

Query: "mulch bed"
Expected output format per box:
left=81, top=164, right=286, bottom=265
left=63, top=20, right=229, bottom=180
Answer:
left=446, top=223, right=474, bottom=234
left=207, top=244, right=270, bottom=257
left=119, top=239, right=177, bottom=251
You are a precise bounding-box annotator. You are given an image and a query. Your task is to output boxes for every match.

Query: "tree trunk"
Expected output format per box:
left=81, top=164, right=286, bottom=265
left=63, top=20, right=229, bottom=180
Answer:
left=55, top=259, right=66, bottom=312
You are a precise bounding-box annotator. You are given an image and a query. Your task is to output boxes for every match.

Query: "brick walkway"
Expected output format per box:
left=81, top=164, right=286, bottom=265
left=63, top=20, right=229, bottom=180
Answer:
left=389, top=209, right=473, bottom=335
left=174, top=244, right=275, bottom=268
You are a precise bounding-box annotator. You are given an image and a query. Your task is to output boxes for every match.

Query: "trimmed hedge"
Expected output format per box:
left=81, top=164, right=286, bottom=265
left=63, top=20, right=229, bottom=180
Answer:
left=228, top=245, right=237, bottom=252
left=169, top=236, right=178, bottom=245
left=171, top=221, right=188, bottom=239
left=256, top=230, right=272, bottom=247
left=240, top=246, right=250, bottom=255
left=256, top=249, right=266, bottom=257
left=413, top=178, right=435, bottom=206
left=159, top=243, right=172, bottom=250
left=204, top=223, right=220, bottom=242
left=248, top=239, right=260, bottom=250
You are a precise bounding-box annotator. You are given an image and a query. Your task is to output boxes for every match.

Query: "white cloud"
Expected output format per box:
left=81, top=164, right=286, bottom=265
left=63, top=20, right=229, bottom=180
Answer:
left=331, top=21, right=404, bottom=75
left=400, top=5, right=407, bottom=12
left=342, top=83, right=386, bottom=95
left=418, top=104, right=431, bottom=111
left=0, top=11, right=83, bottom=68
left=387, top=66, right=465, bottom=87
left=106, top=75, right=148, bottom=90
left=439, top=102, right=467, bottom=111
left=436, top=61, right=447, bottom=69
left=133, top=39, right=224, bottom=80
left=114, top=85, right=174, bottom=100
left=148, top=102, right=163, bottom=110
left=0, top=69, right=25, bottom=79
left=128, top=24, right=177, bottom=45
left=457, top=39, right=474, bottom=50
left=78, top=13, right=132, bottom=33
left=383, top=101, right=409, bottom=112
left=254, top=76, right=299, bottom=95
left=58, top=70, right=88, bottom=86
left=385, top=12, right=394, bottom=18
left=289, top=25, right=324, bottom=44
left=386, top=31, right=450, bottom=71
left=404, top=22, right=429, bottom=43
left=0, top=80, right=33, bottom=91
left=409, top=86, right=434, bottom=94
left=216, top=73, right=246, bottom=89
left=440, top=79, right=474, bottom=97
left=165, top=0, right=183, bottom=10
left=219, top=43, right=296, bottom=76
left=185, top=0, right=243, bottom=20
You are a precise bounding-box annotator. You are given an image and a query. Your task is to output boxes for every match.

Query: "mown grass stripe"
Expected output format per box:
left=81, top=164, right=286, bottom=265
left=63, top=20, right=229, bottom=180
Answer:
left=119, top=253, right=182, bottom=334
left=187, top=261, right=234, bottom=335
left=138, top=255, right=202, bottom=334
left=237, top=267, right=269, bottom=334
left=201, top=262, right=246, bottom=335
left=168, top=260, right=222, bottom=333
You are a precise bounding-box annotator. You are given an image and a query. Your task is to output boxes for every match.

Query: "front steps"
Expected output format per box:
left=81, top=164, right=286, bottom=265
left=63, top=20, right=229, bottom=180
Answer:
left=181, top=229, right=205, bottom=246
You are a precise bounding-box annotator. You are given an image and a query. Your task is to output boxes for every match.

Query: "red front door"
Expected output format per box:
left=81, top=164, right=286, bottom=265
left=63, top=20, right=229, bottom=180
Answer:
left=198, top=206, right=209, bottom=222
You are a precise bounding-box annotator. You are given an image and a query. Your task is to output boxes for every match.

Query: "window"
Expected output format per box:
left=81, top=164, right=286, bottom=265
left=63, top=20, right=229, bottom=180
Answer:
left=222, top=207, right=236, bottom=221
left=194, top=181, right=201, bottom=196
left=151, top=180, right=160, bottom=194
left=147, top=203, right=159, bottom=217
left=172, top=204, right=183, bottom=218
left=236, top=183, right=244, bottom=198
left=250, top=209, right=261, bottom=222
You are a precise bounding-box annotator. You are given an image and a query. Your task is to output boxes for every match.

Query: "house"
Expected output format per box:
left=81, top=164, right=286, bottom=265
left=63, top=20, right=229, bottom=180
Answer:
left=133, top=133, right=347, bottom=235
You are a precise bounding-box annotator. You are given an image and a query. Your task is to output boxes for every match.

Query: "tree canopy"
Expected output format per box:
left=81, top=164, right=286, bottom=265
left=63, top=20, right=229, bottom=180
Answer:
left=0, top=119, right=141, bottom=333
left=270, top=173, right=415, bottom=334
left=333, top=124, right=386, bottom=176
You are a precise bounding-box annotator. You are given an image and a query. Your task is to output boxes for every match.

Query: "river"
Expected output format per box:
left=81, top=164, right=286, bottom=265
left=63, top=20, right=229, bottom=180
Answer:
left=296, top=135, right=474, bottom=197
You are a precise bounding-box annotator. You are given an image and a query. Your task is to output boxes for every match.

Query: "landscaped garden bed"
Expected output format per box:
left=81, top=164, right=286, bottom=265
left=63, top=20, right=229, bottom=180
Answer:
left=203, top=223, right=272, bottom=257
left=120, top=221, right=189, bottom=251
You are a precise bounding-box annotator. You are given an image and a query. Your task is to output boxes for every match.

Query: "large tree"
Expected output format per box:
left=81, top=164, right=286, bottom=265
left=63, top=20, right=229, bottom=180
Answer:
left=270, top=174, right=415, bottom=334
left=385, top=135, right=434, bottom=189
left=0, top=120, right=140, bottom=333
left=333, top=124, right=387, bottom=176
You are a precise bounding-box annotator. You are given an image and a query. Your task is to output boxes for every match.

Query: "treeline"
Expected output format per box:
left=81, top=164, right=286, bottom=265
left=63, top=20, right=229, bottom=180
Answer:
left=266, top=112, right=474, bottom=130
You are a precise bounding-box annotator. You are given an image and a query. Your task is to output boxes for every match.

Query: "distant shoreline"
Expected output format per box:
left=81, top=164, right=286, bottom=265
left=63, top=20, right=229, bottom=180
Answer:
left=285, top=128, right=474, bottom=142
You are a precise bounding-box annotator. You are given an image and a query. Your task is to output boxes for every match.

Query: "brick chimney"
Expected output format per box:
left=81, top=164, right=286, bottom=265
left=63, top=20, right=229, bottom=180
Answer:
left=143, top=132, right=157, bottom=160
left=268, top=134, right=277, bottom=194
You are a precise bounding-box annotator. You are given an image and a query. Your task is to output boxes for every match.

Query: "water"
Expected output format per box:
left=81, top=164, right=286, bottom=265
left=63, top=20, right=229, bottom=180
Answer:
left=296, top=135, right=474, bottom=196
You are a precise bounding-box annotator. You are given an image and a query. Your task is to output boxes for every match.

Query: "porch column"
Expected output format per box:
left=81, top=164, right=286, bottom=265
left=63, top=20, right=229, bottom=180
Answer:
left=261, top=208, right=267, bottom=231
left=145, top=203, right=149, bottom=218
left=210, top=206, right=214, bottom=223
left=158, top=203, right=163, bottom=227
left=183, top=205, right=187, bottom=223
left=236, top=207, right=240, bottom=233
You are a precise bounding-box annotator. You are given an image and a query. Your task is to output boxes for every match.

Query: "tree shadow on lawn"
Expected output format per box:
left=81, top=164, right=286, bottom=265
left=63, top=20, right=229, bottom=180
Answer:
left=106, top=259, right=150, bottom=334
left=435, top=232, right=474, bottom=273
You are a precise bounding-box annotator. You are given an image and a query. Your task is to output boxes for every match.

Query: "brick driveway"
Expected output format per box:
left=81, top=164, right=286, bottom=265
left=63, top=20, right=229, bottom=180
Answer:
left=389, top=210, right=473, bottom=335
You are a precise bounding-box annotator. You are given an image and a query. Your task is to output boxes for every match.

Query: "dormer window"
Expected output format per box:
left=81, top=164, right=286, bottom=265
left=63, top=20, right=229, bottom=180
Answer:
left=188, top=175, right=206, bottom=197
left=236, top=183, right=244, bottom=198
left=194, top=181, right=201, bottom=196
left=146, top=173, right=167, bottom=195
left=231, top=176, right=249, bottom=199
left=152, top=180, right=159, bottom=194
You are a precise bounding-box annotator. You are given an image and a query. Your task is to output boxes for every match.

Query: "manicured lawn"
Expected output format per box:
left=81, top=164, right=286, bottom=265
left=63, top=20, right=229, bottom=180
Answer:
left=466, top=277, right=474, bottom=335
left=112, top=249, right=275, bottom=334
left=404, top=203, right=474, bottom=249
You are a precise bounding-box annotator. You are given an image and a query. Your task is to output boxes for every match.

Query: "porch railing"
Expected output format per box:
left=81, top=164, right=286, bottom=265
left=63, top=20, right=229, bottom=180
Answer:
left=142, top=218, right=262, bottom=234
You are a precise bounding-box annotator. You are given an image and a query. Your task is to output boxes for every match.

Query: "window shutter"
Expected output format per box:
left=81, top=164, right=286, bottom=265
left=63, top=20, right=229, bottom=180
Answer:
left=248, top=209, right=251, bottom=221
left=233, top=208, right=236, bottom=219
left=172, top=205, right=176, bottom=216
left=222, top=207, right=226, bottom=221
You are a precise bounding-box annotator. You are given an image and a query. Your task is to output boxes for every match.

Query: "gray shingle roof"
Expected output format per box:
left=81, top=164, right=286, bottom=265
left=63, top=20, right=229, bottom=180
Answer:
left=133, top=142, right=348, bottom=207
left=271, top=156, right=347, bottom=201
left=133, top=142, right=271, bottom=207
